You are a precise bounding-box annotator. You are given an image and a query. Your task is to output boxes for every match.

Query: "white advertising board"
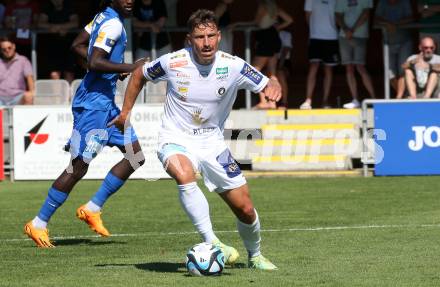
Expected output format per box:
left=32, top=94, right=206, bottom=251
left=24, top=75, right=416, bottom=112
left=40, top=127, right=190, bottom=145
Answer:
left=13, top=105, right=169, bottom=180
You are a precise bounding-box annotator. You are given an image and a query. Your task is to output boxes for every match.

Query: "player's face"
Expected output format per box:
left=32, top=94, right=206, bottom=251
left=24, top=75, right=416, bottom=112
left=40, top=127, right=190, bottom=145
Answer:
left=188, top=23, right=221, bottom=65
left=112, top=0, right=134, bottom=17
left=0, top=41, right=16, bottom=60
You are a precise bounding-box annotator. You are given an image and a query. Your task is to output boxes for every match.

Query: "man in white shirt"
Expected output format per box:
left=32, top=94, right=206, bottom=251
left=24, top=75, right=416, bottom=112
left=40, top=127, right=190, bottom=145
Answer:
left=112, top=9, right=281, bottom=270
left=403, top=36, right=440, bottom=98
left=336, top=0, right=376, bottom=108
left=301, top=0, right=339, bottom=109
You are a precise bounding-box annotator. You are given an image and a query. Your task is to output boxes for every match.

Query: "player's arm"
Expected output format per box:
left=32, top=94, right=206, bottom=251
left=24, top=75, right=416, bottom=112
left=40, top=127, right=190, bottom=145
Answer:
left=71, top=29, right=90, bottom=60
left=88, top=48, right=143, bottom=73
left=110, top=66, right=148, bottom=132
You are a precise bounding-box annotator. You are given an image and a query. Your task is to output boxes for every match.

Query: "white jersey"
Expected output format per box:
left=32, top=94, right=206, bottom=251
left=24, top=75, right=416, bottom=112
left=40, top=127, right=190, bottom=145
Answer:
left=142, top=48, right=269, bottom=140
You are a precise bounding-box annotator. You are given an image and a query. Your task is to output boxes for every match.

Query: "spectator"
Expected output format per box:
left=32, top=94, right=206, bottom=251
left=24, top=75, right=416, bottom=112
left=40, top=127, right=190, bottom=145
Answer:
left=215, top=0, right=234, bottom=54
left=418, top=1, right=440, bottom=46
left=276, top=28, right=293, bottom=109
left=164, top=0, right=178, bottom=27
left=238, top=0, right=292, bottom=109
left=336, top=0, right=376, bottom=109
left=4, top=0, right=39, bottom=60
left=375, top=0, right=414, bottom=99
left=38, top=0, right=79, bottom=83
left=0, top=37, right=34, bottom=105
left=301, top=0, right=339, bottom=110
left=133, top=0, right=171, bottom=60
left=402, top=36, right=440, bottom=98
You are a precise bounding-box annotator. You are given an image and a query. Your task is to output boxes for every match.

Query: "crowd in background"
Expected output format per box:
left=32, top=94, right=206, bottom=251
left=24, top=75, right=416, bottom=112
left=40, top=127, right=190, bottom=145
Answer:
left=0, top=0, right=440, bottom=108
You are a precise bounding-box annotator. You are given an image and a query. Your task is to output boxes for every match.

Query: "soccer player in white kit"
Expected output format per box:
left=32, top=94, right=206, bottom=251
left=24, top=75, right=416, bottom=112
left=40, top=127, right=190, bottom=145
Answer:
left=112, top=9, right=281, bottom=270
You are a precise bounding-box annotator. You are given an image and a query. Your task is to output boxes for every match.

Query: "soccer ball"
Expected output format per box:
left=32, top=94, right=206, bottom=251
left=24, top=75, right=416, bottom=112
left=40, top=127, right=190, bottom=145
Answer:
left=185, top=242, right=225, bottom=276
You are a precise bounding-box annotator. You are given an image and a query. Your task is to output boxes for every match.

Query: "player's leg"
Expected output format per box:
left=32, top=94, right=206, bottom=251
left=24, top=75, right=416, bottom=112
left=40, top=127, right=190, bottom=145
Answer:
left=24, top=157, right=89, bottom=248
left=78, top=115, right=145, bottom=236
left=157, top=143, right=238, bottom=264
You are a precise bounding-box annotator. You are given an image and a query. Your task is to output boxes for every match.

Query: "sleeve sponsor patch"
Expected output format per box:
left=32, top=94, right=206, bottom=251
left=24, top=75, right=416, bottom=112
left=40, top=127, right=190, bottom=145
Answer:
left=240, top=63, right=263, bottom=85
left=105, top=38, right=116, bottom=47
left=96, top=31, right=105, bottom=43
left=147, top=62, right=166, bottom=80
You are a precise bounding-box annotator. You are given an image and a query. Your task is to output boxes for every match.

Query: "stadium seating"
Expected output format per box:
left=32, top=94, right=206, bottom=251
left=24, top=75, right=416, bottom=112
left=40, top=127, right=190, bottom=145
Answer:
left=34, top=79, right=71, bottom=105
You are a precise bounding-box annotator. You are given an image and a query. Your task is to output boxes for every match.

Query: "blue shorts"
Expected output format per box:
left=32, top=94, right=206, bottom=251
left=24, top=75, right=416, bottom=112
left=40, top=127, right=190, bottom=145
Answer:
left=66, top=107, right=138, bottom=161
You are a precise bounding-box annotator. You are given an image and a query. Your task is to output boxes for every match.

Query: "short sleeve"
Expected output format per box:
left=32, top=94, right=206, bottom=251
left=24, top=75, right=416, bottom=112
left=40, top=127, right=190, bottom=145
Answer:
left=84, top=20, right=92, bottom=34
left=23, top=57, right=33, bottom=77
left=236, top=58, right=269, bottom=93
left=142, top=55, right=168, bottom=83
left=304, top=0, right=312, bottom=12
left=93, top=18, right=123, bottom=53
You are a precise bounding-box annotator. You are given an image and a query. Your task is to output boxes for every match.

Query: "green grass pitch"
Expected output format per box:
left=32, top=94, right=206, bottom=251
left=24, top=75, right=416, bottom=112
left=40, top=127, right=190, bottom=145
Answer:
left=0, top=177, right=439, bottom=286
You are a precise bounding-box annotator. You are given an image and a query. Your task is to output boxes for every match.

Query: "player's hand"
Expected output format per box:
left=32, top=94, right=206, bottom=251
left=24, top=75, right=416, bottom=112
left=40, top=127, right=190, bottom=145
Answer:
left=261, top=76, right=282, bottom=103
left=108, top=112, right=130, bottom=133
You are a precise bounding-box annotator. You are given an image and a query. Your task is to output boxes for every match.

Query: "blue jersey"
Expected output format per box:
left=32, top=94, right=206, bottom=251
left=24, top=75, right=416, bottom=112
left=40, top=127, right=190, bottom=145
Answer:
left=73, top=7, right=127, bottom=111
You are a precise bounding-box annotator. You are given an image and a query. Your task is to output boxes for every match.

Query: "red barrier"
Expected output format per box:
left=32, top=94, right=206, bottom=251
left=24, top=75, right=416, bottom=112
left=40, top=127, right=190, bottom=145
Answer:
left=0, top=109, right=3, bottom=180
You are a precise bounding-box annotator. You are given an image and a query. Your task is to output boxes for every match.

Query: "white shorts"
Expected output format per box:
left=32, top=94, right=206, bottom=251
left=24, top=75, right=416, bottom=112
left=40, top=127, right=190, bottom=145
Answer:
left=157, top=132, right=246, bottom=193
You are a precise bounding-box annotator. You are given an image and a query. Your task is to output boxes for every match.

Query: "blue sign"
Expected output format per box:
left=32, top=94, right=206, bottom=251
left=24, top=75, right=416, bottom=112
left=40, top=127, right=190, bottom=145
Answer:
left=374, top=102, right=440, bottom=175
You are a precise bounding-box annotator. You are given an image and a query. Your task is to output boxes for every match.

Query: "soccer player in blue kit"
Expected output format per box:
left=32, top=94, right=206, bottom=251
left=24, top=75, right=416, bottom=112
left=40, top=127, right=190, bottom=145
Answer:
left=24, top=0, right=146, bottom=248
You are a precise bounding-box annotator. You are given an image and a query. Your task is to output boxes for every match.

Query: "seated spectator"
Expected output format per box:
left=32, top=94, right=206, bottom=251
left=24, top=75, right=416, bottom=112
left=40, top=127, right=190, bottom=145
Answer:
left=4, top=0, right=39, bottom=60
left=403, top=36, right=440, bottom=98
left=374, top=0, right=414, bottom=99
left=418, top=1, right=440, bottom=46
left=133, top=0, right=171, bottom=60
left=38, top=0, right=79, bottom=83
left=0, top=37, right=34, bottom=105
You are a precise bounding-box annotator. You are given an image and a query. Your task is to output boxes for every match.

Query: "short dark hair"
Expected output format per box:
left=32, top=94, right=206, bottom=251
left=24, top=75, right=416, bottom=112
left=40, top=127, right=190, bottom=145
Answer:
left=187, top=9, right=218, bottom=32
left=0, top=36, right=14, bottom=44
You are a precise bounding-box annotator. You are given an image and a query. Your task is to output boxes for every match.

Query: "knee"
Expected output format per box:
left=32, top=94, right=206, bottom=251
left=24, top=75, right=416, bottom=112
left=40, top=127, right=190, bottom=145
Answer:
left=355, top=64, right=365, bottom=74
left=239, top=204, right=256, bottom=222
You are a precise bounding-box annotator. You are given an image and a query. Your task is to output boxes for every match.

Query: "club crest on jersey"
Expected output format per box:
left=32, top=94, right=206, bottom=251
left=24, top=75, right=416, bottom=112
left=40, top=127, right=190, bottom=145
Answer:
left=170, top=60, right=188, bottom=69
left=192, top=107, right=206, bottom=125
left=216, top=87, right=226, bottom=98
left=240, top=63, right=263, bottom=85
left=147, top=62, right=166, bottom=80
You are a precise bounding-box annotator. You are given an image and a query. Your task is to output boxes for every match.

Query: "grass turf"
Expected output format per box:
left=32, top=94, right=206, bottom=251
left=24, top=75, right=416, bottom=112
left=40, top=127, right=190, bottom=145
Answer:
left=0, top=177, right=439, bottom=286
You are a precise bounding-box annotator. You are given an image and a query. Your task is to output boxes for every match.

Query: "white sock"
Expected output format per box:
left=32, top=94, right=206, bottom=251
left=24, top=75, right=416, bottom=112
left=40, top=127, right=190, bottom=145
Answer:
left=237, top=209, right=261, bottom=258
left=178, top=182, right=218, bottom=243
left=32, top=216, right=48, bottom=229
left=85, top=201, right=101, bottom=212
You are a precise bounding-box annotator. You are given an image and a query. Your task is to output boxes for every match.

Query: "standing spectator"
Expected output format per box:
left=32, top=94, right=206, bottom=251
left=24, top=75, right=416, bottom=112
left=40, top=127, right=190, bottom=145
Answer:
left=418, top=0, right=440, bottom=46
left=38, top=0, right=79, bottom=83
left=4, top=0, right=39, bottom=60
left=402, top=36, right=440, bottom=98
left=215, top=0, right=234, bottom=54
left=301, top=0, right=339, bottom=109
left=133, top=0, right=171, bottom=60
left=276, top=28, right=293, bottom=109
left=336, top=0, right=376, bottom=109
left=0, top=37, right=34, bottom=105
left=246, top=0, right=292, bottom=109
left=375, top=0, right=414, bottom=99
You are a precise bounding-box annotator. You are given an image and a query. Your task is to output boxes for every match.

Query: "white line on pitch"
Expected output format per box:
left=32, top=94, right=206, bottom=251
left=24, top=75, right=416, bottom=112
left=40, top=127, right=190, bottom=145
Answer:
left=2, top=223, right=439, bottom=243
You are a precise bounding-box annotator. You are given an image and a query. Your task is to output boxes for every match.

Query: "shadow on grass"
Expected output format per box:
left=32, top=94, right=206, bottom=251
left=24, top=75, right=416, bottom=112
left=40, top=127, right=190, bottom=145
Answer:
left=54, top=239, right=126, bottom=246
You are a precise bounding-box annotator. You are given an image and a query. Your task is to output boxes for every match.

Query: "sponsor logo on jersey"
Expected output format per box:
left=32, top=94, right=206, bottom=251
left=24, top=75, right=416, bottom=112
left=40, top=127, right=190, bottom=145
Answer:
left=178, top=87, right=188, bottom=94
left=105, top=38, right=116, bottom=47
left=216, top=74, right=228, bottom=81
left=170, top=53, right=186, bottom=60
left=176, top=72, right=190, bottom=78
left=176, top=80, right=190, bottom=86
left=147, top=62, right=166, bottom=80
left=170, top=60, right=188, bottom=69
left=216, top=87, right=226, bottom=98
left=96, top=31, right=106, bottom=43
left=170, top=89, right=187, bottom=101
left=216, top=67, right=228, bottom=75
left=220, top=53, right=235, bottom=60
left=240, top=63, right=263, bottom=85
left=95, top=13, right=105, bottom=24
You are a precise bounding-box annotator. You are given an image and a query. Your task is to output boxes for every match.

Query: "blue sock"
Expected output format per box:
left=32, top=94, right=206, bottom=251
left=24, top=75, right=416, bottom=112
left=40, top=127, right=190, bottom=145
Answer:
left=37, top=187, right=69, bottom=222
left=91, top=172, right=125, bottom=207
